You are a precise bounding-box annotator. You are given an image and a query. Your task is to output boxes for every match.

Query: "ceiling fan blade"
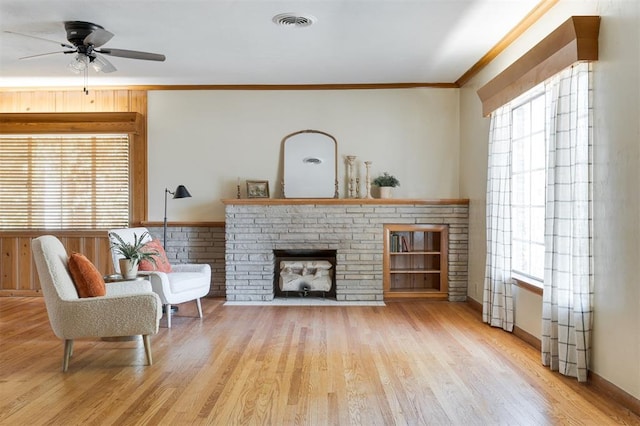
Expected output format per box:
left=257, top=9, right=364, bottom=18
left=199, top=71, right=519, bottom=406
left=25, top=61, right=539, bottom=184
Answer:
left=4, top=30, right=74, bottom=49
left=83, top=28, right=114, bottom=48
left=93, top=54, right=117, bottom=73
left=97, top=48, right=166, bottom=61
left=19, top=51, right=73, bottom=60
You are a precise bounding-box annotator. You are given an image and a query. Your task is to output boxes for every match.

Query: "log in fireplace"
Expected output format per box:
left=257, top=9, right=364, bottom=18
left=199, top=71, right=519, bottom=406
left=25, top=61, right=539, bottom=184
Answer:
left=273, top=250, right=337, bottom=299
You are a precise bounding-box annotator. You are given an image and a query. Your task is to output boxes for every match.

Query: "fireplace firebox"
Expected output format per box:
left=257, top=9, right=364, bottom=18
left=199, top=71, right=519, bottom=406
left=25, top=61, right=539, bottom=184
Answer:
left=273, top=250, right=337, bottom=299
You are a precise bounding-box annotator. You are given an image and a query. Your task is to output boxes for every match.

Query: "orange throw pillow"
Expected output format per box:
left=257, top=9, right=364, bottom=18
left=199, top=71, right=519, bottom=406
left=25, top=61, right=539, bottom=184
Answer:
left=138, top=239, right=172, bottom=273
left=68, top=253, right=106, bottom=298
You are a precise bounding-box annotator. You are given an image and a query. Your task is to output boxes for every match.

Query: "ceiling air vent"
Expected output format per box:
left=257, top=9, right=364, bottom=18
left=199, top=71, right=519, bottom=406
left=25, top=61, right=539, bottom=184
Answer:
left=272, top=13, right=317, bottom=28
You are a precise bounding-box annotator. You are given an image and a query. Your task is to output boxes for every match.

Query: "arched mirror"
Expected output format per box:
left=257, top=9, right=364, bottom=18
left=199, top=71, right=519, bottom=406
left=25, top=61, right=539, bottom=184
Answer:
left=282, top=130, right=338, bottom=198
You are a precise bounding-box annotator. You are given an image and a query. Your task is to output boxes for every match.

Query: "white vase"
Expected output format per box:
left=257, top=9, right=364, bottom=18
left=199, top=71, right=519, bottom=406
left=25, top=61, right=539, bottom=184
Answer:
left=379, top=186, right=393, bottom=199
left=119, top=258, right=139, bottom=279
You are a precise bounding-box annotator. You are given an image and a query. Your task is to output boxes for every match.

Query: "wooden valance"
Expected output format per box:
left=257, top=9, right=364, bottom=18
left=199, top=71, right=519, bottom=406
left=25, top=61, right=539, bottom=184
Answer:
left=0, top=112, right=143, bottom=134
left=477, top=16, right=600, bottom=117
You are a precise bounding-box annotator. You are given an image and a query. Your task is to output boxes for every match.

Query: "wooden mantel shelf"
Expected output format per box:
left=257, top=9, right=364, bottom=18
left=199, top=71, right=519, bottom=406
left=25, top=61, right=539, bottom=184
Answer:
left=222, top=198, right=469, bottom=206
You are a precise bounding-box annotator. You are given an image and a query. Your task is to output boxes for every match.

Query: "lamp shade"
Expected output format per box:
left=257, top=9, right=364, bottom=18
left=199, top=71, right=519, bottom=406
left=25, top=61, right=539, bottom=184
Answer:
left=173, top=185, right=192, bottom=199
left=164, top=185, right=192, bottom=248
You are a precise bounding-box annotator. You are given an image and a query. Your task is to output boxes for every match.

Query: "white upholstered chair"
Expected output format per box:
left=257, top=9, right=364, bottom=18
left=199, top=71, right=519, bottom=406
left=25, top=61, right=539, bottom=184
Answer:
left=108, top=227, right=211, bottom=328
left=31, top=235, right=162, bottom=372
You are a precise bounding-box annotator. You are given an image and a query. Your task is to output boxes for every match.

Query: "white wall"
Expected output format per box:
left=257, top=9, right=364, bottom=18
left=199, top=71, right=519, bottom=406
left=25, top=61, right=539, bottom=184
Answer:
left=460, top=0, right=640, bottom=399
left=146, top=0, right=640, bottom=399
left=148, top=89, right=460, bottom=221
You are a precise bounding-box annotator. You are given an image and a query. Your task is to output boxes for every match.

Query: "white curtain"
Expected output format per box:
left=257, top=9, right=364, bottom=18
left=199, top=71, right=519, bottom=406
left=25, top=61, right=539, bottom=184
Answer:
left=541, top=63, right=593, bottom=382
left=483, top=105, right=514, bottom=332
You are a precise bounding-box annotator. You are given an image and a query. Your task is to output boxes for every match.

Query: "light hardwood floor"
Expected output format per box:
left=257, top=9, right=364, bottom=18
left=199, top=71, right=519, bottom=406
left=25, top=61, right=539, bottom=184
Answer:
left=1, top=297, right=638, bottom=425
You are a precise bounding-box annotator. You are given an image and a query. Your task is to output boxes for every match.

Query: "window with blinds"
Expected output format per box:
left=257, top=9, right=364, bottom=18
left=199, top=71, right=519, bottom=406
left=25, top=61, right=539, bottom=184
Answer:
left=0, top=134, right=130, bottom=230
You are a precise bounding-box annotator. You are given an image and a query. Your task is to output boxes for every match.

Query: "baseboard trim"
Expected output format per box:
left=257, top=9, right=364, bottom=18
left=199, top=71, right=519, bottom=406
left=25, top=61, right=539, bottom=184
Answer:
left=466, top=297, right=482, bottom=314
left=513, top=326, right=541, bottom=351
left=465, top=297, right=640, bottom=417
left=590, top=372, right=640, bottom=417
left=0, top=290, right=41, bottom=297
left=466, top=298, right=542, bottom=350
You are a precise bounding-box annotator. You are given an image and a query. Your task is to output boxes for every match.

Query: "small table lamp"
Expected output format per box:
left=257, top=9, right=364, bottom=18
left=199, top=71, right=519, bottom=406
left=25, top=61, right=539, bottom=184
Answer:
left=163, top=185, right=192, bottom=248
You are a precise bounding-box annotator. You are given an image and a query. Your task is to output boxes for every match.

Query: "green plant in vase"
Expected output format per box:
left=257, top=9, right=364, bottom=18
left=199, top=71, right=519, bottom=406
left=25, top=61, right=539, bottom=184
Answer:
left=372, top=172, right=400, bottom=198
left=109, top=231, right=158, bottom=279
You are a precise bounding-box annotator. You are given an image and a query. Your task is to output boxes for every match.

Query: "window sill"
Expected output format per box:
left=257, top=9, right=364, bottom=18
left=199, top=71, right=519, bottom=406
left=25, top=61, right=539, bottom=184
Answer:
left=512, top=273, right=543, bottom=296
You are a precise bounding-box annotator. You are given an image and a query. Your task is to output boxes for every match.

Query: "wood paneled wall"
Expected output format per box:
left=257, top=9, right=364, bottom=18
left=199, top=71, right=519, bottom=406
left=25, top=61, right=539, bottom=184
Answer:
left=0, top=89, right=146, bottom=113
left=0, top=88, right=147, bottom=296
left=0, top=232, right=115, bottom=296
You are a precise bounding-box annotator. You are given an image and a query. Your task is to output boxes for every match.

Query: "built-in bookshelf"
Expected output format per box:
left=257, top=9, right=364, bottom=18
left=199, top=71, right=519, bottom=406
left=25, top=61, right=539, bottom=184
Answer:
left=383, top=224, right=449, bottom=299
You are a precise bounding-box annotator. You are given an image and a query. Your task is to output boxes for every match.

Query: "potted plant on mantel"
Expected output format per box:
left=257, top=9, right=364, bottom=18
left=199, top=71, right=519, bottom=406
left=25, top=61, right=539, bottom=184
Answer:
left=108, top=231, right=158, bottom=279
left=372, top=172, right=400, bottom=199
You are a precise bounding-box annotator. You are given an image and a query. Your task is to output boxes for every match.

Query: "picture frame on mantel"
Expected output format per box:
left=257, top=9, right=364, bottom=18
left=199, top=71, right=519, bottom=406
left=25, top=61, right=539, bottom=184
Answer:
left=246, top=180, right=270, bottom=198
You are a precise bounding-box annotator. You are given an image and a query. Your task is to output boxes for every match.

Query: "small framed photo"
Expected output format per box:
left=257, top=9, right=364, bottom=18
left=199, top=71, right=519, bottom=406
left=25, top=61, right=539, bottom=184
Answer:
left=246, top=180, right=270, bottom=198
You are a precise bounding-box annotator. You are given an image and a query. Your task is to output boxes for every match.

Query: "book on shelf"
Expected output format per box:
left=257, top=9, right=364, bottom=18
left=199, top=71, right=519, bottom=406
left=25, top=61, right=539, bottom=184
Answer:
left=391, top=233, right=401, bottom=252
left=390, top=233, right=411, bottom=252
left=401, top=236, right=409, bottom=252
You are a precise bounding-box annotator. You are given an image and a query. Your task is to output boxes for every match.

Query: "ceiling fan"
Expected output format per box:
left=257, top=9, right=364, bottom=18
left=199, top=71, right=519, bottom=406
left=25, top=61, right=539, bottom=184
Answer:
left=5, top=21, right=165, bottom=93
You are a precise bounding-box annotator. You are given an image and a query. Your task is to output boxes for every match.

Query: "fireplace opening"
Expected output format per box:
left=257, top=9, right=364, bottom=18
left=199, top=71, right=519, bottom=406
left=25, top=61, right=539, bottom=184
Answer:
left=273, top=249, right=337, bottom=299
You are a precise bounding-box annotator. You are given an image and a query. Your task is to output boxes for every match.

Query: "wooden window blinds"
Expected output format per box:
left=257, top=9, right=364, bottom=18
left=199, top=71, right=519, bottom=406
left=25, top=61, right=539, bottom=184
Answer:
left=0, top=134, right=130, bottom=230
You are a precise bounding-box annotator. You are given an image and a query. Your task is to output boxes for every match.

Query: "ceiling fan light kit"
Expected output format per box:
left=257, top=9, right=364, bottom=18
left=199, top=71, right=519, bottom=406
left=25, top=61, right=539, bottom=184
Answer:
left=6, top=20, right=166, bottom=94
left=67, top=53, right=88, bottom=73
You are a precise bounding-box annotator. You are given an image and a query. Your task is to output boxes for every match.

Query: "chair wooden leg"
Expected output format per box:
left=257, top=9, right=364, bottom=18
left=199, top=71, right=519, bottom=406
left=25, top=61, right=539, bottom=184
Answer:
left=142, top=335, right=153, bottom=366
left=63, top=339, right=73, bottom=372
left=166, top=304, right=172, bottom=328
left=196, top=298, right=203, bottom=318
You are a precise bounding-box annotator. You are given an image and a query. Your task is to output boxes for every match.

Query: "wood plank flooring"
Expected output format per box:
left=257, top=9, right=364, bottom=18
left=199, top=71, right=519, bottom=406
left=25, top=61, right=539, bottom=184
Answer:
left=1, top=297, right=638, bottom=425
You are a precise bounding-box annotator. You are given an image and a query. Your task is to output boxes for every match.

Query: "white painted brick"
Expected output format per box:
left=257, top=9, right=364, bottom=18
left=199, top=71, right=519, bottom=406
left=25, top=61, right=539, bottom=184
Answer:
left=344, top=274, right=376, bottom=280
left=223, top=202, right=468, bottom=302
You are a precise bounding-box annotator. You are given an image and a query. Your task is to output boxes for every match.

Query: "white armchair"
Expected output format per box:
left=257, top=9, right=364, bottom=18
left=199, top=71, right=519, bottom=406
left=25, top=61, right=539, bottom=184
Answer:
left=31, top=235, right=162, bottom=372
left=108, top=227, right=211, bottom=328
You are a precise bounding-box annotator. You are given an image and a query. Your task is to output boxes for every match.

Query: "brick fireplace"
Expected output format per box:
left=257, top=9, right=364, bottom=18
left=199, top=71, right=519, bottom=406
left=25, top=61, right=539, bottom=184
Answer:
left=223, top=199, right=469, bottom=302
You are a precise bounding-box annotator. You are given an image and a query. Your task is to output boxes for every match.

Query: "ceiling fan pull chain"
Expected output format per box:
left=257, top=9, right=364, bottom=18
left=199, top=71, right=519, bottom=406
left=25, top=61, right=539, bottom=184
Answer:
left=83, top=66, right=89, bottom=95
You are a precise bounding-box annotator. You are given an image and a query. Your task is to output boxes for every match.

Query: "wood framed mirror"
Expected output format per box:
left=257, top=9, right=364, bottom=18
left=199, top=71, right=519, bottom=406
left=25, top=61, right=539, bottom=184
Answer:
left=282, top=130, right=338, bottom=198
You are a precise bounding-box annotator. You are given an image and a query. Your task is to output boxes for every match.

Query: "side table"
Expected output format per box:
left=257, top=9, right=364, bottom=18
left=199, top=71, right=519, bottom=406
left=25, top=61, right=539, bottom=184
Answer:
left=103, top=274, right=148, bottom=283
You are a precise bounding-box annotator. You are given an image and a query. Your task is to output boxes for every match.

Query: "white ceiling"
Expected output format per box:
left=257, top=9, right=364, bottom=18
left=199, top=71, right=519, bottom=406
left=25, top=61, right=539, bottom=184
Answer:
left=0, top=0, right=542, bottom=88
